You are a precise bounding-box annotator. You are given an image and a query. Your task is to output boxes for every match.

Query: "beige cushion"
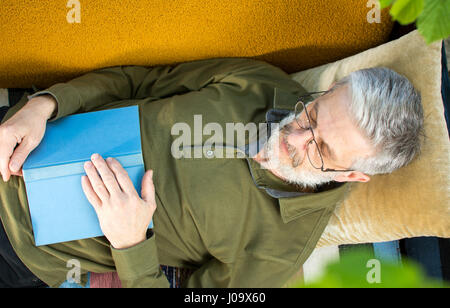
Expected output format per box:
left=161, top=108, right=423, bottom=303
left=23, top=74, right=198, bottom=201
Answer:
left=290, top=30, right=450, bottom=246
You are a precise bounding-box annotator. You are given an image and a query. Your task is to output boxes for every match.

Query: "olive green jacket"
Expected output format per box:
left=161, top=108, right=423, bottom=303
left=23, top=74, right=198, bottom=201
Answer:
left=0, top=58, right=349, bottom=288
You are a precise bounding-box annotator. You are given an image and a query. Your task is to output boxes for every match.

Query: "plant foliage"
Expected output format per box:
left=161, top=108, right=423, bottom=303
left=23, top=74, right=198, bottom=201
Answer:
left=380, top=0, right=450, bottom=44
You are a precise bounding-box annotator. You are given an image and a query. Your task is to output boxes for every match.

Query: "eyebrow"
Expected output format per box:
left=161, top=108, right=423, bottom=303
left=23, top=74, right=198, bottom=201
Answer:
left=313, top=102, right=338, bottom=161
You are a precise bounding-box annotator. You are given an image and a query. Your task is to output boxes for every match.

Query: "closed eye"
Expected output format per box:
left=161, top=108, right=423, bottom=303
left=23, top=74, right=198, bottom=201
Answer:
left=320, top=141, right=330, bottom=159
left=310, top=102, right=336, bottom=161
left=309, top=103, right=319, bottom=128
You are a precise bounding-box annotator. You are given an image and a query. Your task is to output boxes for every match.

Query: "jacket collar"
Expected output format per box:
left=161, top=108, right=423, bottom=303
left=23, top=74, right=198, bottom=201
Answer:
left=277, top=182, right=349, bottom=223
left=245, top=157, right=350, bottom=223
left=272, top=86, right=315, bottom=111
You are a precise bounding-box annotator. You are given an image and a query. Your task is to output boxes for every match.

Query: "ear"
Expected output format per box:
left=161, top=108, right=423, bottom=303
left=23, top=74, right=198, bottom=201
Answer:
left=334, top=171, right=370, bottom=183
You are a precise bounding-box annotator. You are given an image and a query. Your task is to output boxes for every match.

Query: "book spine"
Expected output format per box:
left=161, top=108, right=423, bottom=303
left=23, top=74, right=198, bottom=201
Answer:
left=23, top=153, right=144, bottom=183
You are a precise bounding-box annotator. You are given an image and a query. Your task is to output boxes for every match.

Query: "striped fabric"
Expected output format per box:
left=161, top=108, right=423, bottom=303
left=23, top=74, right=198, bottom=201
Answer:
left=0, top=106, right=8, bottom=121
left=160, top=265, right=194, bottom=288
left=87, top=266, right=193, bottom=288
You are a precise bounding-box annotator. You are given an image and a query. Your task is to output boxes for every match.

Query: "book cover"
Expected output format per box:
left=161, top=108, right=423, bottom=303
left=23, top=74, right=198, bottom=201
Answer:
left=22, top=105, right=151, bottom=246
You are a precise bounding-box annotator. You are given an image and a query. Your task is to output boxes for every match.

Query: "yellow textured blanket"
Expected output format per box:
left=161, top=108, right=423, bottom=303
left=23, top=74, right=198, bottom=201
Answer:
left=0, top=0, right=393, bottom=88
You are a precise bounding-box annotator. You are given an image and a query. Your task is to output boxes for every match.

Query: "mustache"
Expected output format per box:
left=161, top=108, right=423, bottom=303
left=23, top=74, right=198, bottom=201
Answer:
left=280, top=124, right=303, bottom=168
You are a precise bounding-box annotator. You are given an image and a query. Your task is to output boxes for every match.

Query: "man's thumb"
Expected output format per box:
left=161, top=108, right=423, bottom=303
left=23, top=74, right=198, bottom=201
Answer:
left=141, top=170, right=155, bottom=203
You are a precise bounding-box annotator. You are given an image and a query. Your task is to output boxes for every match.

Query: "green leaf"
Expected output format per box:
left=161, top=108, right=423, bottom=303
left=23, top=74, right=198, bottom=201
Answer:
left=289, top=249, right=446, bottom=288
left=379, top=0, right=394, bottom=9
left=417, top=0, right=450, bottom=44
left=390, top=0, right=425, bottom=25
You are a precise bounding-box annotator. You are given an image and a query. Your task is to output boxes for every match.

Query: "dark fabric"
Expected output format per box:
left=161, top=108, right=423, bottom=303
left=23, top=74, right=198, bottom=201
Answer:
left=8, top=88, right=32, bottom=108
left=1, top=88, right=34, bottom=120
left=0, top=220, right=47, bottom=288
left=441, top=41, right=450, bottom=135
left=0, top=106, right=8, bottom=121
left=0, top=88, right=47, bottom=288
left=160, top=265, right=194, bottom=288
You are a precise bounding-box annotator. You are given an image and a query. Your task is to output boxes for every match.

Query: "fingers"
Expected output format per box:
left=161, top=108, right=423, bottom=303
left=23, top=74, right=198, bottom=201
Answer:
left=141, top=170, right=156, bottom=205
left=0, top=133, right=17, bottom=182
left=90, top=154, right=122, bottom=196
left=83, top=154, right=156, bottom=208
left=1, top=137, right=35, bottom=181
left=81, top=175, right=102, bottom=212
left=105, top=157, right=135, bottom=194
left=10, top=170, right=23, bottom=177
left=84, top=160, right=110, bottom=201
left=0, top=97, right=51, bottom=182
left=9, top=137, right=36, bottom=173
left=0, top=154, right=11, bottom=182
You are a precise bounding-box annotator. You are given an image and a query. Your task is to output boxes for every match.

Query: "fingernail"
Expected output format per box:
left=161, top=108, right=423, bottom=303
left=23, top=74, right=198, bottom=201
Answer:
left=106, top=157, right=113, bottom=163
left=91, top=153, right=99, bottom=160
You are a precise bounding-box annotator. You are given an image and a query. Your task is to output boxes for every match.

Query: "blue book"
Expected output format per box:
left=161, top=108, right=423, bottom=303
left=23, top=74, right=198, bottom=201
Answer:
left=23, top=106, right=151, bottom=246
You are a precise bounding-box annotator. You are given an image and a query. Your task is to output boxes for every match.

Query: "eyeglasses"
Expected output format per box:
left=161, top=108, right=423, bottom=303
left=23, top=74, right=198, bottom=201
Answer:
left=294, top=91, right=354, bottom=173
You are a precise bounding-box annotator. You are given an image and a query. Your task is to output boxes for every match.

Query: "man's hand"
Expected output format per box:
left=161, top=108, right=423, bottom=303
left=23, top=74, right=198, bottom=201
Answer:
left=81, top=154, right=156, bottom=250
left=0, top=95, right=57, bottom=182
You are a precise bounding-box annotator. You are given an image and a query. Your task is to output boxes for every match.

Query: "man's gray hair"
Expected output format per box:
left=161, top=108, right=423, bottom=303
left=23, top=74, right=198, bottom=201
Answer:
left=331, top=67, right=424, bottom=175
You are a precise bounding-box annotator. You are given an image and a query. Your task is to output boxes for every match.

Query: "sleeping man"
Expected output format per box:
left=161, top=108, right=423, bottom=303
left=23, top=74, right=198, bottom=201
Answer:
left=0, top=58, right=423, bottom=288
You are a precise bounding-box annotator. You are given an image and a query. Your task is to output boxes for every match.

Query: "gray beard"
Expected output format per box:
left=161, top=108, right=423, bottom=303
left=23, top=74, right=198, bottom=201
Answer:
left=263, top=113, right=336, bottom=189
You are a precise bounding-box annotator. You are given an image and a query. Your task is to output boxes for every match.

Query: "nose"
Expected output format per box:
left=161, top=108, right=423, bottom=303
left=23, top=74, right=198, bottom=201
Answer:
left=286, top=122, right=313, bottom=154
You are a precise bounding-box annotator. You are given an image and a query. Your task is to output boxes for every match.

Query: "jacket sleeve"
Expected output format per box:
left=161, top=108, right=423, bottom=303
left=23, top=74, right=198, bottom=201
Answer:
left=110, top=234, right=170, bottom=288
left=27, top=57, right=286, bottom=121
